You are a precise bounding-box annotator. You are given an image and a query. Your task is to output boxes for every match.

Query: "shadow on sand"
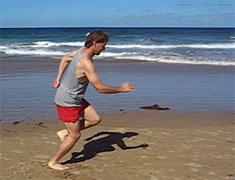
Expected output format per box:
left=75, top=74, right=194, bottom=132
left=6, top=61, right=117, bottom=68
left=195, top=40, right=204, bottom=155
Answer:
left=62, top=131, right=148, bottom=165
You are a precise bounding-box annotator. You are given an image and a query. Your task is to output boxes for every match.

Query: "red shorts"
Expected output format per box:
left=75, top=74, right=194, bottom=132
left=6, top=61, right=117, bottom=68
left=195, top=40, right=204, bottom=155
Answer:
left=56, top=99, right=90, bottom=123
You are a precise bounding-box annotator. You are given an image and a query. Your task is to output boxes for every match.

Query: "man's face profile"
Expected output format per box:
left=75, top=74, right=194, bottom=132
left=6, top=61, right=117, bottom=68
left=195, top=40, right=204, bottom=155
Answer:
left=94, top=42, right=107, bottom=55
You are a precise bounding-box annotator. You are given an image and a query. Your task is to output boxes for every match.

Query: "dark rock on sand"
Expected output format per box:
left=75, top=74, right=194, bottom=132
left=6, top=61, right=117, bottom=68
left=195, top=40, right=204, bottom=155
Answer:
left=37, top=122, right=47, bottom=127
left=12, top=121, right=24, bottom=125
left=140, top=104, right=170, bottom=110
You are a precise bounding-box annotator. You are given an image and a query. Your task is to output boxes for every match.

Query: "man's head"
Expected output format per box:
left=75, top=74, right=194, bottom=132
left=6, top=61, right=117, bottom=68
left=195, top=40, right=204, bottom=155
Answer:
left=85, top=30, right=109, bottom=55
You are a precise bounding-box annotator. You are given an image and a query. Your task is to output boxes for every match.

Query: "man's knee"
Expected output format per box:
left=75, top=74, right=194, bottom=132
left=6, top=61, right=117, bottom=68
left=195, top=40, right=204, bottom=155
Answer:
left=93, top=115, right=101, bottom=125
left=84, top=106, right=101, bottom=125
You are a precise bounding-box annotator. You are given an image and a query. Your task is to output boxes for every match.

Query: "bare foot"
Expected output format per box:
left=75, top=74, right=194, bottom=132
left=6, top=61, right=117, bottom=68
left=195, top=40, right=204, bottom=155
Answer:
left=48, top=161, right=69, bottom=170
left=57, top=129, right=68, bottom=142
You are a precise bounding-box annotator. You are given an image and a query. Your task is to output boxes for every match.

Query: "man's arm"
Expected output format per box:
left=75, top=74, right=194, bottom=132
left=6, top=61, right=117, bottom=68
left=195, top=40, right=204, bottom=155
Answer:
left=51, top=50, right=78, bottom=88
left=81, top=57, right=133, bottom=94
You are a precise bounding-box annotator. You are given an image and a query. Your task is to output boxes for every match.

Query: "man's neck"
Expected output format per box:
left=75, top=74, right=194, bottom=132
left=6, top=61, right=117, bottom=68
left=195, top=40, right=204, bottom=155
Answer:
left=81, top=47, right=95, bottom=59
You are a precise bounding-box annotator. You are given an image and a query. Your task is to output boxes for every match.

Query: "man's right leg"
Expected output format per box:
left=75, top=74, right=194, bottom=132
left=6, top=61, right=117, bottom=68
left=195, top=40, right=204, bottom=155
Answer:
left=48, top=121, right=81, bottom=170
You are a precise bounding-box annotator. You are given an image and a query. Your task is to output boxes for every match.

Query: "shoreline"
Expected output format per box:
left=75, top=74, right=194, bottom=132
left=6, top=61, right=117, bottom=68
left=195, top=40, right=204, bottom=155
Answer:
left=1, top=57, right=234, bottom=78
left=1, top=111, right=234, bottom=180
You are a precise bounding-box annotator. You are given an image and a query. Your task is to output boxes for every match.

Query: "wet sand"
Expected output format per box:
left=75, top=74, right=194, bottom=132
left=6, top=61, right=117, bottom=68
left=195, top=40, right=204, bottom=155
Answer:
left=1, top=57, right=235, bottom=122
left=1, top=111, right=234, bottom=180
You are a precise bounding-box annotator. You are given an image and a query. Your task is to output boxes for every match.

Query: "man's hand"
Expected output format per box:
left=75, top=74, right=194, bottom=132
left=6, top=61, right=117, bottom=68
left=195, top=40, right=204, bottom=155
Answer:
left=120, top=82, right=134, bottom=92
left=50, top=79, right=60, bottom=88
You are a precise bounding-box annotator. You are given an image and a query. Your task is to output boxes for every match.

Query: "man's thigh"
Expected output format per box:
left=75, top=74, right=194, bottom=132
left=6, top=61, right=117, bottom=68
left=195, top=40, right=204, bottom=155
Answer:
left=83, top=105, right=100, bottom=122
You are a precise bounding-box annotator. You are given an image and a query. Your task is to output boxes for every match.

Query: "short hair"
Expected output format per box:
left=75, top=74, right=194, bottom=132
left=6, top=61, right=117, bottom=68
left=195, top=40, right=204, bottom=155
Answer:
left=85, top=30, right=109, bottom=48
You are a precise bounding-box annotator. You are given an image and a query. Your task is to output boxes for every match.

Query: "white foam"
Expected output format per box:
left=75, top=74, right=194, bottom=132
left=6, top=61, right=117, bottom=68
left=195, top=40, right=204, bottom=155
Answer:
left=14, top=41, right=84, bottom=48
left=108, top=43, right=235, bottom=49
left=0, top=45, right=9, bottom=50
left=156, top=57, right=235, bottom=66
left=100, top=53, right=235, bottom=66
left=184, top=43, right=235, bottom=49
left=100, top=52, right=138, bottom=57
left=6, top=41, right=235, bottom=50
left=114, top=55, right=156, bottom=61
left=3, top=49, right=65, bottom=56
left=1, top=42, right=234, bottom=66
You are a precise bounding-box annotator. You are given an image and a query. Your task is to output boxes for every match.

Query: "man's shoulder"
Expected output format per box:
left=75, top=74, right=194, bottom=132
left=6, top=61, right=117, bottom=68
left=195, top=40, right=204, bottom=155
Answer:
left=80, top=56, right=92, bottom=65
left=79, top=56, right=94, bottom=70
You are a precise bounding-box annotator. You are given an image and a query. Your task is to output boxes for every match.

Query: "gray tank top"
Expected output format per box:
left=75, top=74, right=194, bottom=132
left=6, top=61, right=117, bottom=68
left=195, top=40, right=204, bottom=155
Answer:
left=55, top=48, right=89, bottom=107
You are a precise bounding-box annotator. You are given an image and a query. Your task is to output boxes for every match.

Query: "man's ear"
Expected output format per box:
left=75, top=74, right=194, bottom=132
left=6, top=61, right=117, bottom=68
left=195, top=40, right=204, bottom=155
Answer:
left=92, top=41, right=96, bottom=47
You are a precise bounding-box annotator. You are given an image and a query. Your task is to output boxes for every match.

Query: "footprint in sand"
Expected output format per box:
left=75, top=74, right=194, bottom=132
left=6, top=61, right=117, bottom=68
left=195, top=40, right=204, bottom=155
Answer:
left=157, top=155, right=167, bottom=159
left=161, top=132, right=171, bottom=136
left=35, top=154, right=51, bottom=160
left=144, top=163, right=154, bottom=166
left=12, top=150, right=22, bottom=154
left=4, top=157, right=12, bottom=161
left=205, top=131, right=219, bottom=136
left=45, top=141, right=57, bottom=145
left=150, top=176, right=160, bottom=180
left=189, top=168, right=199, bottom=172
left=168, top=169, right=175, bottom=172
left=57, top=171, right=76, bottom=179
left=142, top=131, right=153, bottom=136
left=114, top=128, right=126, bottom=133
left=226, top=138, right=234, bottom=142
left=71, top=171, right=80, bottom=175
left=185, top=162, right=203, bottom=168
left=41, top=137, right=49, bottom=140
left=182, top=144, right=192, bottom=149
left=208, top=171, right=216, bottom=176
left=207, top=144, right=216, bottom=148
left=141, top=155, right=148, bottom=159
left=139, top=129, right=149, bottom=135
left=210, top=155, right=223, bottom=159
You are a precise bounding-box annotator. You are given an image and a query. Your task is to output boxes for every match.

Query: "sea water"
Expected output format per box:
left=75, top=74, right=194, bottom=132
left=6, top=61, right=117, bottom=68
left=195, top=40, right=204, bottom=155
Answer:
left=1, top=27, right=235, bottom=65
left=0, top=28, right=234, bottom=122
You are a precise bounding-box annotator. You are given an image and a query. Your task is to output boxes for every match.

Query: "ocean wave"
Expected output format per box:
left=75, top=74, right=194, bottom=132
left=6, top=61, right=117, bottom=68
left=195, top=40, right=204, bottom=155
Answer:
left=2, top=49, right=66, bottom=56
left=99, top=52, right=138, bottom=57
left=33, top=41, right=84, bottom=47
left=156, top=57, right=235, bottom=66
left=0, top=45, right=8, bottom=50
left=1, top=46, right=234, bottom=66
left=108, top=43, right=235, bottom=49
left=99, top=53, right=235, bottom=66
left=1, top=41, right=234, bottom=50
left=1, top=41, right=84, bottom=48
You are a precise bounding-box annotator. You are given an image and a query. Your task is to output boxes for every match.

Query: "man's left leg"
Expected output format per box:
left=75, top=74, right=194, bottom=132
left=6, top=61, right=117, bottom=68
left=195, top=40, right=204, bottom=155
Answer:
left=80, top=104, right=101, bottom=130
left=57, top=104, right=101, bottom=142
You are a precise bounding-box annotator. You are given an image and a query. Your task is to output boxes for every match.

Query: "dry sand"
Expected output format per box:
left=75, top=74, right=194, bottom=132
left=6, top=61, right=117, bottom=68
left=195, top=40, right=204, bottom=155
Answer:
left=1, top=111, right=234, bottom=180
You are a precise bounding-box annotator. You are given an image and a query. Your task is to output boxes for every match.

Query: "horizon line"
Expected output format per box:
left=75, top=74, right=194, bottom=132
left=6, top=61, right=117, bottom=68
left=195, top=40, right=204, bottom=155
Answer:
left=1, top=26, right=234, bottom=29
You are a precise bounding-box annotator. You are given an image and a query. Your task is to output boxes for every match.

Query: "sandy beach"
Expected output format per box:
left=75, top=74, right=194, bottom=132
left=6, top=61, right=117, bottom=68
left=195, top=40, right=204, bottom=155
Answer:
left=1, top=111, right=234, bottom=180
left=1, top=39, right=235, bottom=179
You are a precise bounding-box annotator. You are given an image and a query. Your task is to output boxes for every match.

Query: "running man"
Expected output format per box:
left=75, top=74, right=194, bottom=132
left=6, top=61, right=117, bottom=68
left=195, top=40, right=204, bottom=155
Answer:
left=48, top=30, right=133, bottom=170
